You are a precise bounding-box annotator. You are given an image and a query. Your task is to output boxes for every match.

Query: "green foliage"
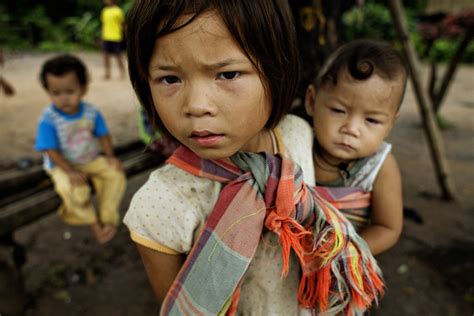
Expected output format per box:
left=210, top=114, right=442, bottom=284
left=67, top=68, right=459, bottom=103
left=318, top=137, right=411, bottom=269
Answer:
left=1, top=1, right=131, bottom=51
left=341, top=1, right=473, bottom=64
left=436, top=113, right=455, bottom=130
left=343, top=2, right=396, bottom=41
left=428, top=38, right=474, bottom=64
left=122, top=0, right=134, bottom=15
left=63, top=12, right=101, bottom=48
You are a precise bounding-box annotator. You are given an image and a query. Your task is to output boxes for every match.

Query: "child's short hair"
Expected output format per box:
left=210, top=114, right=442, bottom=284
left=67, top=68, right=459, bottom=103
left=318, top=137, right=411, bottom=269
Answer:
left=40, top=54, right=89, bottom=89
left=126, top=0, right=299, bottom=136
left=315, top=39, right=408, bottom=108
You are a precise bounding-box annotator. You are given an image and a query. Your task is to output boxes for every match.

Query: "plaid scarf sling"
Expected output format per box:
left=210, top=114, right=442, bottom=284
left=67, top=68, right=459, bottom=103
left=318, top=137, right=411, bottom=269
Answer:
left=161, top=146, right=384, bottom=315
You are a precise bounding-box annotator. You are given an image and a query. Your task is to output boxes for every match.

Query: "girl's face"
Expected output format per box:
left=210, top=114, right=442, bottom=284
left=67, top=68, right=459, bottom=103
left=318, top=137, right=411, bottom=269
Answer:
left=306, top=70, right=402, bottom=163
left=148, top=10, right=272, bottom=159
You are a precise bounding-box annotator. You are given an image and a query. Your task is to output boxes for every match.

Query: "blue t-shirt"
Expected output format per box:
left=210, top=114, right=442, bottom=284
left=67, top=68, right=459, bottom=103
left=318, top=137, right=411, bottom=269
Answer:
left=35, top=102, right=109, bottom=169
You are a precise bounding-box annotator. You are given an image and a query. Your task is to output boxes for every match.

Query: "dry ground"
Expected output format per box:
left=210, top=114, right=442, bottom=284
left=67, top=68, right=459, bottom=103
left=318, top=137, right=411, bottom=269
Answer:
left=1, top=51, right=473, bottom=315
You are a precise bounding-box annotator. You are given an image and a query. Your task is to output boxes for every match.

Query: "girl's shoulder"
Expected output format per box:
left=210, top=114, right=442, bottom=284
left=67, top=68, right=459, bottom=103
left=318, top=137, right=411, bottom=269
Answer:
left=277, top=114, right=312, bottom=137
left=126, top=163, right=222, bottom=217
left=123, top=164, right=223, bottom=253
left=277, top=114, right=315, bottom=185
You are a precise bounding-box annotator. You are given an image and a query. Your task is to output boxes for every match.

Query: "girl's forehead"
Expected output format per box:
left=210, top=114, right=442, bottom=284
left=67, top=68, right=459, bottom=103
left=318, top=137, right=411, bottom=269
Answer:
left=160, top=10, right=227, bottom=41
left=151, top=11, right=250, bottom=66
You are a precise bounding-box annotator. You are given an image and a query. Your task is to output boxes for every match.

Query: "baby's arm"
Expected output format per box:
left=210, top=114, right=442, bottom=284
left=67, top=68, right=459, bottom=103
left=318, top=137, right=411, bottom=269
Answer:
left=360, top=153, right=403, bottom=255
left=98, top=134, right=122, bottom=171
left=136, top=244, right=185, bottom=304
left=46, top=149, right=87, bottom=185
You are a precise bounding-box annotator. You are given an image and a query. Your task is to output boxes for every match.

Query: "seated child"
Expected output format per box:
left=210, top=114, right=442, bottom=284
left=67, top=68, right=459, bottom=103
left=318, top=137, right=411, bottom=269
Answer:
left=305, top=39, right=407, bottom=255
left=35, top=54, right=126, bottom=244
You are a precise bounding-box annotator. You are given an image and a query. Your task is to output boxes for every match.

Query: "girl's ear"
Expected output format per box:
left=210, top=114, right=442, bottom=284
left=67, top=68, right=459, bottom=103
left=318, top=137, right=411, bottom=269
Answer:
left=304, top=84, right=316, bottom=117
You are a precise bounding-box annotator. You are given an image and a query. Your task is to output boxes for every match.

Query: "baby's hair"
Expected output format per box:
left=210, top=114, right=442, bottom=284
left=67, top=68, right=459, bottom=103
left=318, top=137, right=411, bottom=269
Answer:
left=126, top=0, right=299, bottom=137
left=40, top=54, right=89, bottom=90
left=315, top=39, right=408, bottom=109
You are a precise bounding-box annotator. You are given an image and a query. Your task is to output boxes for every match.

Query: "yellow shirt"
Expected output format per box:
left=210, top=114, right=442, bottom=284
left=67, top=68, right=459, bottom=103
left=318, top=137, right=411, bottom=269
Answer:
left=100, top=6, right=124, bottom=42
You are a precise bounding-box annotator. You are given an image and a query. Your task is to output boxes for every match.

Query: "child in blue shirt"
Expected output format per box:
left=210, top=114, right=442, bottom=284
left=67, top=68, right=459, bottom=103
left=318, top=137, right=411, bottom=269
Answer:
left=35, top=54, right=126, bottom=244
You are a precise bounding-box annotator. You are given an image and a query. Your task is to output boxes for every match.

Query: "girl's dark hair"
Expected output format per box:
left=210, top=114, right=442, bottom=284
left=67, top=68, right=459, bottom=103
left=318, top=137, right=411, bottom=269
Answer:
left=126, top=0, right=299, bottom=136
left=315, top=39, right=408, bottom=105
left=40, top=54, right=89, bottom=89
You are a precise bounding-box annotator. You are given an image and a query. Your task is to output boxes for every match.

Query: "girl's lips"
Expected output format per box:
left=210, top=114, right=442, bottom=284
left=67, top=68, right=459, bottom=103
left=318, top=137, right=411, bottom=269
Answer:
left=190, top=131, right=224, bottom=146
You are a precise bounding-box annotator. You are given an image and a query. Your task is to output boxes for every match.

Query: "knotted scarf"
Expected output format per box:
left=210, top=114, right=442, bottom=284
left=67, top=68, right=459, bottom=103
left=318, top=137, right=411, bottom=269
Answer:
left=160, top=146, right=384, bottom=315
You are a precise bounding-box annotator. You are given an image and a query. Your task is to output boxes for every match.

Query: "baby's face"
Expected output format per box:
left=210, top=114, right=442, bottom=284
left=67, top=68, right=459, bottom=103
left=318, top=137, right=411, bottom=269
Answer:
left=45, top=71, right=86, bottom=115
left=147, top=10, right=271, bottom=159
left=308, top=71, right=403, bottom=162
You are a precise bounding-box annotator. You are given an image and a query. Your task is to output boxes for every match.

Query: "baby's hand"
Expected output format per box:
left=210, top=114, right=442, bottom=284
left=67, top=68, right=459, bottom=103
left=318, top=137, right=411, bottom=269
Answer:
left=67, top=169, right=88, bottom=185
left=106, top=156, right=123, bottom=171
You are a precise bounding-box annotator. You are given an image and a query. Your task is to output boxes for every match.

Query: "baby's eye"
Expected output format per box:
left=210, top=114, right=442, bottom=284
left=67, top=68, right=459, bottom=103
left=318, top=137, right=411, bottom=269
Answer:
left=218, top=71, right=240, bottom=80
left=160, top=76, right=180, bottom=85
left=366, top=118, right=381, bottom=125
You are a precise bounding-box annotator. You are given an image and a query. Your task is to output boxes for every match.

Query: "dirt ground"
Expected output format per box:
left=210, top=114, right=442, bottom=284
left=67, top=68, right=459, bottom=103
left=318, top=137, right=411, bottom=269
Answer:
left=1, top=51, right=473, bottom=315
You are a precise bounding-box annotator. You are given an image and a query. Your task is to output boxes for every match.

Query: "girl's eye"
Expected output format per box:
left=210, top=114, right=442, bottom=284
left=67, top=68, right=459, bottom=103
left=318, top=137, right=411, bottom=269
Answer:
left=160, top=76, right=180, bottom=85
left=330, top=107, right=345, bottom=114
left=218, top=71, right=240, bottom=80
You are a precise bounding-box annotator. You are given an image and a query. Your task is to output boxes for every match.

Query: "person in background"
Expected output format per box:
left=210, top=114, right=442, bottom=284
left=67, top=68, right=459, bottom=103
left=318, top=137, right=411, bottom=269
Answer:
left=0, top=49, right=15, bottom=96
left=100, top=0, right=126, bottom=80
left=35, top=54, right=126, bottom=244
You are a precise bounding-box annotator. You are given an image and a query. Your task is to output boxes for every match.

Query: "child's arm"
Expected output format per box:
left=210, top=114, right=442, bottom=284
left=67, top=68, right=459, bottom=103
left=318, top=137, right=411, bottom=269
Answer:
left=360, top=153, right=403, bottom=255
left=136, top=244, right=185, bottom=303
left=46, top=149, right=88, bottom=185
left=98, top=134, right=123, bottom=171
left=0, top=76, right=15, bottom=96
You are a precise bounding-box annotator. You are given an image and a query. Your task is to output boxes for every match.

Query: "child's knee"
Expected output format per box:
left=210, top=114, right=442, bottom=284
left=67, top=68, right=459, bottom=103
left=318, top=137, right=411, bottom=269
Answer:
left=106, top=169, right=127, bottom=189
left=70, top=185, right=92, bottom=207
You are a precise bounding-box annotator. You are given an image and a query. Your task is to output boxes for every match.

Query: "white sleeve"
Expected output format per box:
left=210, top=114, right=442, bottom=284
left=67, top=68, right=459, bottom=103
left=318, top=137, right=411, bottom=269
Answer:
left=278, top=114, right=316, bottom=186
left=123, top=164, right=221, bottom=254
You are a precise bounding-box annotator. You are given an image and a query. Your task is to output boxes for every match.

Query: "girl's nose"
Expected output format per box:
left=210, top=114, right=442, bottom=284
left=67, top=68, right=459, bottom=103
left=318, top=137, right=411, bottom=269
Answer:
left=340, top=119, right=361, bottom=137
left=184, top=83, right=217, bottom=117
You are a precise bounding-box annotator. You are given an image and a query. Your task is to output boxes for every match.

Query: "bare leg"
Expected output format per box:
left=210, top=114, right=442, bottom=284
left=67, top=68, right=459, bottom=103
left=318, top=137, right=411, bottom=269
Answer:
left=103, top=53, right=111, bottom=80
left=115, top=53, right=126, bottom=79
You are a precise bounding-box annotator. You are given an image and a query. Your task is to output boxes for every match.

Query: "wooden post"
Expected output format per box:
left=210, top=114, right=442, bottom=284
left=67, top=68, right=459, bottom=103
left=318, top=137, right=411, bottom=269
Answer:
left=432, top=29, right=473, bottom=112
left=387, top=0, right=456, bottom=199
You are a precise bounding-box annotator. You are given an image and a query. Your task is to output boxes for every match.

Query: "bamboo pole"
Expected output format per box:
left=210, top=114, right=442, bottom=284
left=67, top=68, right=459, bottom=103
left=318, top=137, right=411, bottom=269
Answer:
left=387, top=0, right=456, bottom=199
left=432, top=29, right=473, bottom=112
